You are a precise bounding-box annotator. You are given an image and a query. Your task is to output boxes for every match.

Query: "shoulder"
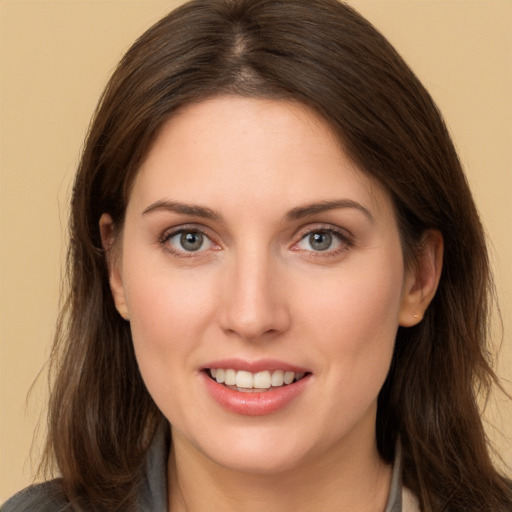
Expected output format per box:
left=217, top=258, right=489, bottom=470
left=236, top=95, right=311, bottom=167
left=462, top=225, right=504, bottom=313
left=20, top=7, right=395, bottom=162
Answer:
left=1, top=480, right=72, bottom=512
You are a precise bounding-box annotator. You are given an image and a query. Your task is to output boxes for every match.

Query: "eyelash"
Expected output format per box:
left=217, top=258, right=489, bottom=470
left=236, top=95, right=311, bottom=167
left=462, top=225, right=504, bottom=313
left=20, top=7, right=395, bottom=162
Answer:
left=158, top=224, right=353, bottom=258
left=293, top=226, right=353, bottom=257
left=158, top=225, right=219, bottom=258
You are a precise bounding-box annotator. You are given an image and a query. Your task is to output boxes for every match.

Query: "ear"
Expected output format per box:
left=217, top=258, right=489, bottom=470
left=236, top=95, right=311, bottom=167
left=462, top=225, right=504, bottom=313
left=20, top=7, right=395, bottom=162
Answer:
left=399, top=229, right=443, bottom=327
left=99, top=213, right=130, bottom=321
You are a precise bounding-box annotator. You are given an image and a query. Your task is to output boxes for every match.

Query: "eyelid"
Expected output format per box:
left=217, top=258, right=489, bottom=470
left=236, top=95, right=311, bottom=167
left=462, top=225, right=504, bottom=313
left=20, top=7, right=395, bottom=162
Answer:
left=290, top=223, right=354, bottom=255
left=293, top=223, right=353, bottom=242
left=157, top=222, right=353, bottom=258
left=158, top=223, right=221, bottom=256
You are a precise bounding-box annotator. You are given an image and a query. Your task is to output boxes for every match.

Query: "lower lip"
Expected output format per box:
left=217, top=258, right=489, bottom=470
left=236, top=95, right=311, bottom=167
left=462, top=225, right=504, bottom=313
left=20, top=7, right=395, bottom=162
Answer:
left=202, top=372, right=311, bottom=416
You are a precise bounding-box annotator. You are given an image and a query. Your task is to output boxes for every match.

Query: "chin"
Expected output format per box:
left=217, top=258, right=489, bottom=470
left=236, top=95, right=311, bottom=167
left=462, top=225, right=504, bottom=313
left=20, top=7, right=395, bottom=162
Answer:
left=208, top=446, right=307, bottom=475
left=189, top=424, right=322, bottom=476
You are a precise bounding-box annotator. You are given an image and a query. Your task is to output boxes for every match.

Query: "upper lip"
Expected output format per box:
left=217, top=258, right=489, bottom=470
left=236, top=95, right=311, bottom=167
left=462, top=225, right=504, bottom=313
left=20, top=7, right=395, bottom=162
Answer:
left=202, top=358, right=310, bottom=374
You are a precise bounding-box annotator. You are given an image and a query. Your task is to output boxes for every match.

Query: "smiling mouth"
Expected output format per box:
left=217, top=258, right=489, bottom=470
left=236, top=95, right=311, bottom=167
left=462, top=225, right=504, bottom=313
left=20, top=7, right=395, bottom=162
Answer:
left=206, top=368, right=308, bottom=393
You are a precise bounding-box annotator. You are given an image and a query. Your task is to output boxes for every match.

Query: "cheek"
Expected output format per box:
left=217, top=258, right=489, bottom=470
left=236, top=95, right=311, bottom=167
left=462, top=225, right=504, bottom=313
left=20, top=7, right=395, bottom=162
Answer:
left=120, top=254, right=218, bottom=402
left=125, top=268, right=215, bottom=351
left=123, top=272, right=219, bottom=428
left=301, top=257, right=404, bottom=383
left=305, top=258, right=403, bottom=330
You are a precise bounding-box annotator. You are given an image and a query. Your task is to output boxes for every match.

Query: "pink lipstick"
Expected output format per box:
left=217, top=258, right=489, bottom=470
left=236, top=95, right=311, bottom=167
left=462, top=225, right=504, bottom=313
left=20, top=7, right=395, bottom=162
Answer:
left=201, top=359, right=311, bottom=416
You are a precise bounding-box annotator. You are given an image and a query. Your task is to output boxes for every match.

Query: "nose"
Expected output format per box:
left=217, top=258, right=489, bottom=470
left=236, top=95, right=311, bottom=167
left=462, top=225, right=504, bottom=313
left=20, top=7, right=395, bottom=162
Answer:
left=218, top=246, right=291, bottom=342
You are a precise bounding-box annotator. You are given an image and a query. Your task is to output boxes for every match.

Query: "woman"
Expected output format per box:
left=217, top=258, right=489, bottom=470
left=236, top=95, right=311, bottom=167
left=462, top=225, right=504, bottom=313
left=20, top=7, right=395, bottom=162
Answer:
left=3, top=0, right=511, bottom=510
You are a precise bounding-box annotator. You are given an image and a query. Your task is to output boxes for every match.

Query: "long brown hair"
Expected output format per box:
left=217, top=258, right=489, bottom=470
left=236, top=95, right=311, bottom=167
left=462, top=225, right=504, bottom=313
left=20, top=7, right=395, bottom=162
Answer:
left=43, top=0, right=511, bottom=510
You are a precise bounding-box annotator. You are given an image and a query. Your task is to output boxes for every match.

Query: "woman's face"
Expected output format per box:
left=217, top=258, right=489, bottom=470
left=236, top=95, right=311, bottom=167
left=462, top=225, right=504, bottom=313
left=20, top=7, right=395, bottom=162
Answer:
left=104, top=96, right=421, bottom=474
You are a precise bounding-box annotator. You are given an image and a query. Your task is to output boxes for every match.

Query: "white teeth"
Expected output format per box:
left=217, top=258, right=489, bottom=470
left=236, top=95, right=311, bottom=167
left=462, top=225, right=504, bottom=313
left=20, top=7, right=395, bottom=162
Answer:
left=235, top=370, right=253, bottom=389
left=253, top=371, right=272, bottom=389
left=271, top=369, right=284, bottom=386
left=224, top=369, right=236, bottom=386
left=215, top=368, right=225, bottom=384
left=284, top=371, right=295, bottom=385
left=209, top=368, right=306, bottom=390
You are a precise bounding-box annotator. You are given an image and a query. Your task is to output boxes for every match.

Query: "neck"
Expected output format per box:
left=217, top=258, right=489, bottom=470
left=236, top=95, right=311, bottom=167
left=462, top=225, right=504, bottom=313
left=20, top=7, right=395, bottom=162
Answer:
left=167, top=427, right=393, bottom=512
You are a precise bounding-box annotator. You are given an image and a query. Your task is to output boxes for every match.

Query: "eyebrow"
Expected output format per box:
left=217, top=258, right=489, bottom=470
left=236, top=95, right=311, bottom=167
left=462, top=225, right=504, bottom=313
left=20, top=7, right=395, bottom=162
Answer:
left=285, top=199, right=374, bottom=222
left=142, top=198, right=374, bottom=223
left=142, top=200, right=221, bottom=220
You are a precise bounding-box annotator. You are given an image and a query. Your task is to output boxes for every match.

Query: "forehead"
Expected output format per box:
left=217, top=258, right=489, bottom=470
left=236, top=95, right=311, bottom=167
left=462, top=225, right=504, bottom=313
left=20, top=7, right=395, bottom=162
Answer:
left=131, top=96, right=392, bottom=220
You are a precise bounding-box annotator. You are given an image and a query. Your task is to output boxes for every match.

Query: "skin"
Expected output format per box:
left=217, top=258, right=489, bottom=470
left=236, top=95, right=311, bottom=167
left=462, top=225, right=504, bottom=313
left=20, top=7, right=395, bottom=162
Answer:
left=100, top=96, right=442, bottom=511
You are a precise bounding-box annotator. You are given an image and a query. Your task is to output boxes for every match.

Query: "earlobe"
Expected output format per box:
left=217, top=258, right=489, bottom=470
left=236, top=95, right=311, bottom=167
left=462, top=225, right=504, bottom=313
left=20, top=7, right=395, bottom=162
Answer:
left=99, top=213, right=130, bottom=321
left=398, top=230, right=443, bottom=327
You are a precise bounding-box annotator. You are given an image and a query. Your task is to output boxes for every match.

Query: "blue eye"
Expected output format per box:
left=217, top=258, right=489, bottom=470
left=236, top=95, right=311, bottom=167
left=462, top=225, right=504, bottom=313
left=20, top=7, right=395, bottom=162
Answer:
left=297, top=230, right=343, bottom=252
left=167, top=230, right=212, bottom=253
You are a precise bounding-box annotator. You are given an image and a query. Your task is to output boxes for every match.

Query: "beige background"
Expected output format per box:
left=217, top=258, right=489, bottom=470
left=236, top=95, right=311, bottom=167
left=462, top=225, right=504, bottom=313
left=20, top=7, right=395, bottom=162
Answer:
left=1, top=0, right=511, bottom=502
